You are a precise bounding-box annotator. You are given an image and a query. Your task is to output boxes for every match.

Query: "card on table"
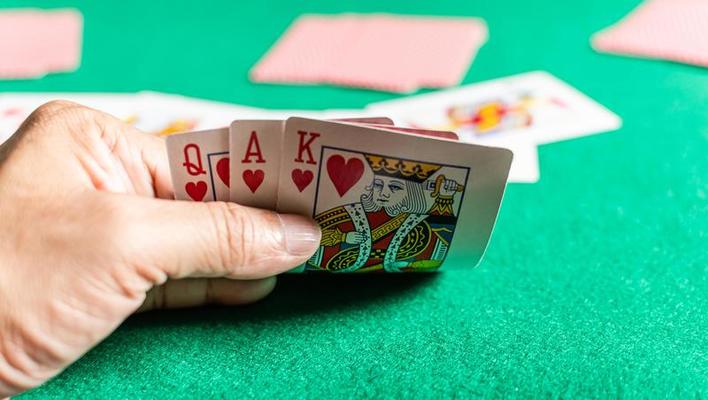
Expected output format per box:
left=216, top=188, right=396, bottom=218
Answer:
left=591, top=0, right=708, bottom=68
left=0, top=9, right=83, bottom=79
left=136, top=92, right=269, bottom=137
left=166, top=127, right=231, bottom=201
left=276, top=117, right=513, bottom=273
left=250, top=13, right=488, bottom=93
left=504, top=144, right=539, bottom=184
left=366, top=71, right=621, bottom=146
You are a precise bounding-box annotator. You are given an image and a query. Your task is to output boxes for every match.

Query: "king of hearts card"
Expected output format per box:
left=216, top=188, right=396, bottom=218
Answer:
left=308, top=148, right=469, bottom=273
left=277, top=118, right=513, bottom=273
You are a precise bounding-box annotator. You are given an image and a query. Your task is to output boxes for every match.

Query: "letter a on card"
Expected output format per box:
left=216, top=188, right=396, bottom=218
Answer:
left=229, top=120, right=284, bottom=209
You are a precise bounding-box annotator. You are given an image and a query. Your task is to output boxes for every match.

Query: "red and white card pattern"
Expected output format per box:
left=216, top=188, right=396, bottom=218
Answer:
left=166, top=117, right=513, bottom=273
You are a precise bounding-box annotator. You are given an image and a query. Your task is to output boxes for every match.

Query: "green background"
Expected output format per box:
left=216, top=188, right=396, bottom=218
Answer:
left=2, top=0, right=707, bottom=398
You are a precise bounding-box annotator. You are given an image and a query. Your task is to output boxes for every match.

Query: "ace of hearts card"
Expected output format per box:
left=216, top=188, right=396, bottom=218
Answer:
left=276, top=118, right=513, bottom=273
left=229, top=120, right=284, bottom=209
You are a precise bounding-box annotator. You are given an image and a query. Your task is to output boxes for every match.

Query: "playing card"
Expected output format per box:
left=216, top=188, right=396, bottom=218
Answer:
left=505, top=144, right=540, bottom=183
left=333, top=117, right=393, bottom=125
left=592, top=0, right=708, bottom=68
left=136, top=92, right=268, bottom=136
left=250, top=14, right=487, bottom=93
left=229, top=120, right=283, bottom=208
left=229, top=116, right=396, bottom=209
left=365, top=125, right=458, bottom=141
left=0, top=9, right=83, bottom=79
left=166, top=127, right=230, bottom=201
left=366, top=71, right=621, bottom=146
left=276, top=118, right=513, bottom=273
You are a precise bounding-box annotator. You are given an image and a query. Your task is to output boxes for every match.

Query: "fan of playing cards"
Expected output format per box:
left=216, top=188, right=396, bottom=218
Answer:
left=0, top=71, right=621, bottom=273
left=167, top=117, right=513, bottom=273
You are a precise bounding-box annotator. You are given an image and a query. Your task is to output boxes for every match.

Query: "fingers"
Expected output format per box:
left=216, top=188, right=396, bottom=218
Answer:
left=115, top=126, right=174, bottom=200
left=136, top=277, right=276, bottom=312
left=120, top=195, right=321, bottom=280
left=17, top=100, right=174, bottom=199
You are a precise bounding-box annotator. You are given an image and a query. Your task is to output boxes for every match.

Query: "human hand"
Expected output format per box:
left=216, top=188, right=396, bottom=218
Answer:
left=0, top=101, right=321, bottom=397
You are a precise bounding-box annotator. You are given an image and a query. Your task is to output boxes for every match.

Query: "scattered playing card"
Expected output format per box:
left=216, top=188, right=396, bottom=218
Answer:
left=250, top=14, right=488, bottom=93
left=366, top=71, right=621, bottom=147
left=504, top=144, right=540, bottom=184
left=592, top=0, right=708, bottom=68
left=0, top=9, right=83, bottom=79
left=276, top=117, right=512, bottom=273
left=166, top=127, right=231, bottom=201
left=136, top=92, right=269, bottom=136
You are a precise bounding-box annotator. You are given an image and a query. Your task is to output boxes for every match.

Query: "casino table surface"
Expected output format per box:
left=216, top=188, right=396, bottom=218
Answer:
left=2, top=0, right=706, bottom=398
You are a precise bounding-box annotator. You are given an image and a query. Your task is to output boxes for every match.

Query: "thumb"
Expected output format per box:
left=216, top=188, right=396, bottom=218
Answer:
left=120, top=196, right=321, bottom=280
left=136, top=277, right=277, bottom=312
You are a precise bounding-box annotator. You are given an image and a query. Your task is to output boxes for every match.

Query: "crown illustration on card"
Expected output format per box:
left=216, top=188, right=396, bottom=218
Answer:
left=364, top=154, right=441, bottom=183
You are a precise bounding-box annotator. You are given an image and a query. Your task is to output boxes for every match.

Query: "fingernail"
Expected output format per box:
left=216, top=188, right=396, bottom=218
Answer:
left=278, top=214, right=321, bottom=256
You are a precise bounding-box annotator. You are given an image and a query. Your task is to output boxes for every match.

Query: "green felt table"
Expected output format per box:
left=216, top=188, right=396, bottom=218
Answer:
left=2, top=0, right=707, bottom=398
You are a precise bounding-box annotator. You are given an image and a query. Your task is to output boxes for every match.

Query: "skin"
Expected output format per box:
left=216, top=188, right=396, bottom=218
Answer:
left=0, top=101, right=321, bottom=398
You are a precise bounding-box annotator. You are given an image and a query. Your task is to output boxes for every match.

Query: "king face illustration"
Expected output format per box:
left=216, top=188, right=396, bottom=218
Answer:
left=306, top=150, right=468, bottom=273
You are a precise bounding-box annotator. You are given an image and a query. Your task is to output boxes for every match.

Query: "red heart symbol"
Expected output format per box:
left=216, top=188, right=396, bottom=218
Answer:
left=242, top=169, right=264, bottom=193
left=327, top=155, right=364, bottom=197
left=216, top=158, right=230, bottom=188
left=291, top=169, right=313, bottom=192
left=185, top=181, right=208, bottom=201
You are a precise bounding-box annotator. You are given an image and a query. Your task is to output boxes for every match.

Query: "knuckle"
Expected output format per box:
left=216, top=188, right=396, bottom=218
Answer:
left=206, top=203, right=283, bottom=271
left=0, top=329, right=57, bottom=394
left=206, top=202, right=248, bottom=269
left=20, top=100, right=101, bottom=141
left=34, top=99, right=78, bottom=114
left=29, top=100, right=87, bottom=123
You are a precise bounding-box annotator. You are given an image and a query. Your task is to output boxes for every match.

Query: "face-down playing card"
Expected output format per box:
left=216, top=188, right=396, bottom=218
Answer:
left=276, top=118, right=513, bottom=273
left=166, top=127, right=230, bottom=201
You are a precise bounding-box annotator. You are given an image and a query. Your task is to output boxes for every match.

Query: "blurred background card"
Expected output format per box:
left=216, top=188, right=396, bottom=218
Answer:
left=592, top=0, right=708, bottom=68
left=505, top=144, right=540, bottom=183
left=135, top=92, right=269, bottom=136
left=250, top=14, right=487, bottom=93
left=0, top=9, right=83, bottom=79
left=366, top=71, right=621, bottom=147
